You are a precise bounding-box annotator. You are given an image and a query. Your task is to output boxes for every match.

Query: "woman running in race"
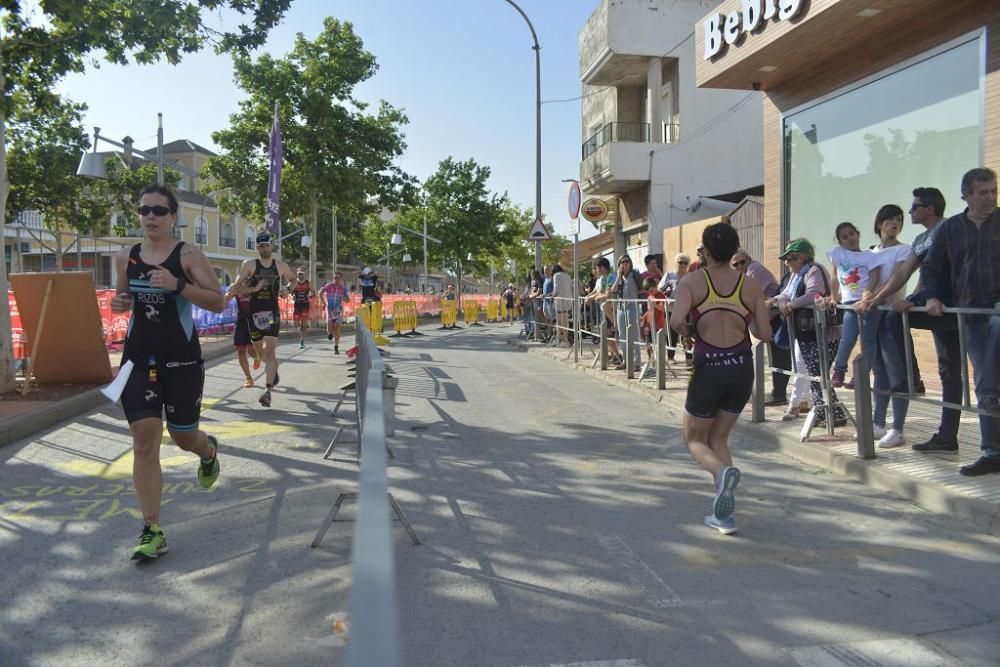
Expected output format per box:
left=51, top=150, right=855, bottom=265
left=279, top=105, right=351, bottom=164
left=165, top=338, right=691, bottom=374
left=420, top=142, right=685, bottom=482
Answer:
left=670, top=222, right=771, bottom=535
left=111, top=184, right=227, bottom=561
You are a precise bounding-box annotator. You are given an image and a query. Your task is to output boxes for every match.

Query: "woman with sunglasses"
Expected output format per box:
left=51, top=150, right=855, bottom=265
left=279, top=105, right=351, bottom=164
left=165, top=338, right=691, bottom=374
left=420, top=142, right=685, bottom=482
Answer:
left=670, top=223, right=771, bottom=535
left=110, top=184, right=227, bottom=561
left=657, top=253, right=691, bottom=361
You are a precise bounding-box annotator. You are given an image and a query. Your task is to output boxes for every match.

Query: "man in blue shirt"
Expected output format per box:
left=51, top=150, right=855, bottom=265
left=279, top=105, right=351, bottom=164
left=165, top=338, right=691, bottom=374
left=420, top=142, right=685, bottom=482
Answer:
left=922, top=168, right=1000, bottom=476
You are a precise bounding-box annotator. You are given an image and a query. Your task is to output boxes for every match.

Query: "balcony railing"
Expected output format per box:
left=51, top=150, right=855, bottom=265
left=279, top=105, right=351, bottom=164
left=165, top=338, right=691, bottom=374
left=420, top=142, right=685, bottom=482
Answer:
left=195, top=232, right=208, bottom=245
left=219, top=236, right=236, bottom=248
left=582, top=122, right=650, bottom=159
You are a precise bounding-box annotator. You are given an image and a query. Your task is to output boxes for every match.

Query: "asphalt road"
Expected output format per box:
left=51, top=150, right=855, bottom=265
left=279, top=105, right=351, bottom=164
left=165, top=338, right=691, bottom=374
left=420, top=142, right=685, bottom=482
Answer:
left=1, top=322, right=998, bottom=667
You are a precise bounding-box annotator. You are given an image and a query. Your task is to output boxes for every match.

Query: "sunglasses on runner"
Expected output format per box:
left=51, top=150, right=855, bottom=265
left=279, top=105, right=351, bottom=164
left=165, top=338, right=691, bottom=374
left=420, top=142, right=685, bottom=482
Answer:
left=138, top=205, right=172, bottom=217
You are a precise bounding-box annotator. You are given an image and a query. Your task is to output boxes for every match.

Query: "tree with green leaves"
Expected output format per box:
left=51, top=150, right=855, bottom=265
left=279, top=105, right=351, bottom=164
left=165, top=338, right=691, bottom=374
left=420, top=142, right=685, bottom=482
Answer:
left=0, top=0, right=293, bottom=392
left=206, top=17, right=416, bottom=287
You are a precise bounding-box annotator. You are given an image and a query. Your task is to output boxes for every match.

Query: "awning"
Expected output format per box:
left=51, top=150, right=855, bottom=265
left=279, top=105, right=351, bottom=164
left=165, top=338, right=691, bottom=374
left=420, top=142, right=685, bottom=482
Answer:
left=559, top=230, right=614, bottom=267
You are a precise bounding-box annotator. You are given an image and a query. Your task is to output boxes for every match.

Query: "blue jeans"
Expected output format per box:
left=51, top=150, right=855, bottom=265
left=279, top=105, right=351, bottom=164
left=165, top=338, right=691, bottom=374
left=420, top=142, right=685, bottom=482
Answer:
left=964, top=312, right=1000, bottom=458
left=886, top=310, right=962, bottom=440
left=616, top=302, right=641, bottom=366
left=865, top=311, right=910, bottom=433
left=833, top=307, right=859, bottom=372
left=522, top=302, right=535, bottom=336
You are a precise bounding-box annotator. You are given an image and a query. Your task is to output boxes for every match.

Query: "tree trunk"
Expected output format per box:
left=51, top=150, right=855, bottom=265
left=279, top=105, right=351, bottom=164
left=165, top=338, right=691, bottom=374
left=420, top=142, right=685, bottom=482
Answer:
left=309, top=193, right=318, bottom=289
left=0, top=65, right=18, bottom=393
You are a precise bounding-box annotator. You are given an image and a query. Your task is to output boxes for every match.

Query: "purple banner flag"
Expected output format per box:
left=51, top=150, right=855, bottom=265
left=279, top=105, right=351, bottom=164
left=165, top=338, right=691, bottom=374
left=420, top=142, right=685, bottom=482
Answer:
left=265, top=104, right=283, bottom=235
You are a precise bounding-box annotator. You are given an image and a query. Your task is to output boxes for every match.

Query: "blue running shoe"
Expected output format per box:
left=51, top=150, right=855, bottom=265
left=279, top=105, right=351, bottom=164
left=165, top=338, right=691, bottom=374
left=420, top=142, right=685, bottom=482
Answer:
left=713, top=466, right=741, bottom=520
left=704, top=514, right=737, bottom=535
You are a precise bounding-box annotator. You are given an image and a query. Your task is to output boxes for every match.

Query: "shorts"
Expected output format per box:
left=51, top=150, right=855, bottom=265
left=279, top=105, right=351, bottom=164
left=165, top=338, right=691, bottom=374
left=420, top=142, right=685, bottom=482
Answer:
left=233, top=316, right=253, bottom=348
left=685, top=351, right=754, bottom=419
left=327, top=310, right=343, bottom=324
left=248, top=309, right=280, bottom=341
left=293, top=306, right=310, bottom=323
left=121, top=358, right=205, bottom=431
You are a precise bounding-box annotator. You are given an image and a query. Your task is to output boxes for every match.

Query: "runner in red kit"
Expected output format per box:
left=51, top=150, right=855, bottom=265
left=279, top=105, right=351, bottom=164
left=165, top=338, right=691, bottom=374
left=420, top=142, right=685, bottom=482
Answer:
left=291, top=268, right=314, bottom=350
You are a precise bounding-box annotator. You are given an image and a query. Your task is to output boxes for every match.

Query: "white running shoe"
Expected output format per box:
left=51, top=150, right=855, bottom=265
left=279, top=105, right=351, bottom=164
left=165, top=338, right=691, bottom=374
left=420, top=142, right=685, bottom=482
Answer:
left=872, top=425, right=887, bottom=440
left=704, top=514, right=737, bottom=535
left=878, top=429, right=906, bottom=448
left=713, top=466, right=741, bottom=520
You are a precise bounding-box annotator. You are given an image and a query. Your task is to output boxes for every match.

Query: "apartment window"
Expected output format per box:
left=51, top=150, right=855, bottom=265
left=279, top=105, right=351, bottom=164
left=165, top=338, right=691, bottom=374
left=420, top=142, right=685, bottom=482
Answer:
left=220, top=222, right=235, bottom=248
left=195, top=216, right=208, bottom=245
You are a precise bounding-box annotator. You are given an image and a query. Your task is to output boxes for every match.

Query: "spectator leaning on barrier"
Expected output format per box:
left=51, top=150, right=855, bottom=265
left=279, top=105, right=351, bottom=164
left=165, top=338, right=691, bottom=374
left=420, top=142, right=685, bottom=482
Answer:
left=657, top=253, right=691, bottom=361
left=922, top=167, right=1000, bottom=477
left=732, top=248, right=787, bottom=405
left=861, top=187, right=960, bottom=453
left=583, top=257, right=622, bottom=364
left=612, top=255, right=643, bottom=371
left=542, top=264, right=556, bottom=336
left=670, top=222, right=772, bottom=535
left=771, top=238, right=848, bottom=426
left=825, top=222, right=878, bottom=390
left=859, top=205, right=916, bottom=448
left=550, top=264, right=573, bottom=345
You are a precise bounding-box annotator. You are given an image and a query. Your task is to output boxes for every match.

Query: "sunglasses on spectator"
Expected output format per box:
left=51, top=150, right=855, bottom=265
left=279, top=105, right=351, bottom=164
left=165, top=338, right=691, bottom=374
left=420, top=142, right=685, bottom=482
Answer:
left=909, top=203, right=928, bottom=212
left=677, top=261, right=689, bottom=265
left=732, top=259, right=747, bottom=267
left=138, top=205, right=172, bottom=217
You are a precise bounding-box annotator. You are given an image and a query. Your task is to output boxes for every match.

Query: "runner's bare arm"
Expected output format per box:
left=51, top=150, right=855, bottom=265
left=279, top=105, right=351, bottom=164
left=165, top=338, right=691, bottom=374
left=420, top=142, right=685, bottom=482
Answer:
left=166, top=243, right=227, bottom=312
left=229, top=259, right=264, bottom=295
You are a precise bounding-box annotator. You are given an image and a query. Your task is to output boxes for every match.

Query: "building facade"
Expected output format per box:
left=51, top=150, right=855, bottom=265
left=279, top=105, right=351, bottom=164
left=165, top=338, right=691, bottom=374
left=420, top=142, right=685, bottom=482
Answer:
left=578, top=0, right=765, bottom=263
left=695, top=0, right=999, bottom=276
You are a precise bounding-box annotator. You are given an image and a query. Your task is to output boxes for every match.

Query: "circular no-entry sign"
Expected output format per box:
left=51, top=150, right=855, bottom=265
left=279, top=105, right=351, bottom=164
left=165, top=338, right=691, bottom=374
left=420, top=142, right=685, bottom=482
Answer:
left=567, top=181, right=581, bottom=220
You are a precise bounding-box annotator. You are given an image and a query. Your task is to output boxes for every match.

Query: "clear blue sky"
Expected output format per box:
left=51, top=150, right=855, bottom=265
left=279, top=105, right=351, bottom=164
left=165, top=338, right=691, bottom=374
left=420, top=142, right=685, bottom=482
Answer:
left=58, top=0, right=599, bottom=239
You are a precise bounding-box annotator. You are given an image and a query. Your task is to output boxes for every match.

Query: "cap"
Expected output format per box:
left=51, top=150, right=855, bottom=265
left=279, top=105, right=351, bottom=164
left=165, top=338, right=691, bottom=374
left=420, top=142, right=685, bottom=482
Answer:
left=778, top=238, right=815, bottom=259
left=255, top=232, right=272, bottom=246
left=362, top=267, right=373, bottom=275
left=296, top=268, right=305, bottom=274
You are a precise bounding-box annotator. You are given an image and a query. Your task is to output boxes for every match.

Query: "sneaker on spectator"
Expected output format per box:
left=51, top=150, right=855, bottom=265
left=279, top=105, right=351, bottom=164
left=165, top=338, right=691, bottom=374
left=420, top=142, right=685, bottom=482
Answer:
left=912, top=433, right=958, bottom=453
left=872, top=424, right=887, bottom=440
left=878, top=429, right=906, bottom=448
left=831, top=368, right=845, bottom=388
left=764, top=395, right=787, bottom=407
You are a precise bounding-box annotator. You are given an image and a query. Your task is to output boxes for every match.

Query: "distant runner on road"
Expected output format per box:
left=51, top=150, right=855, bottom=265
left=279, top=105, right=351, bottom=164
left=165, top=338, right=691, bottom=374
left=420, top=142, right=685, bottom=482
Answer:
left=290, top=268, right=314, bottom=350
left=111, top=184, right=226, bottom=562
left=319, top=271, right=348, bottom=354
left=231, top=232, right=297, bottom=408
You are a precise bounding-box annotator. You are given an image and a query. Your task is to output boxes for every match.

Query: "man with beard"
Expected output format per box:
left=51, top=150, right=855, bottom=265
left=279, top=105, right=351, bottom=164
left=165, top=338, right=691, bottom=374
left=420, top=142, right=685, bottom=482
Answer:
left=231, top=232, right=298, bottom=407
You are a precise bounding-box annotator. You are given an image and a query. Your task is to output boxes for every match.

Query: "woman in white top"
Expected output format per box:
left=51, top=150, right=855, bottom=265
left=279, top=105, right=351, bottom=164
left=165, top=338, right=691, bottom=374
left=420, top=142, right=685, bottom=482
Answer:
left=858, top=205, right=913, bottom=448
left=827, top=222, right=880, bottom=388
left=550, top=263, right=573, bottom=345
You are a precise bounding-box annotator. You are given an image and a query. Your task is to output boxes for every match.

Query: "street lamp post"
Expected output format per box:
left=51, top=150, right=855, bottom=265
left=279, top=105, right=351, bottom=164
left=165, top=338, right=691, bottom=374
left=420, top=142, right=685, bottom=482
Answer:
left=502, top=0, right=542, bottom=271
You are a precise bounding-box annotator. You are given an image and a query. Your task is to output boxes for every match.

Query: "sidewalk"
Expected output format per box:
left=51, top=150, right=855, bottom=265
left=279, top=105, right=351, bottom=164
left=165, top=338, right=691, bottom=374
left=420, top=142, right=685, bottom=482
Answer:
left=0, top=326, right=331, bottom=448
left=515, top=337, right=1000, bottom=535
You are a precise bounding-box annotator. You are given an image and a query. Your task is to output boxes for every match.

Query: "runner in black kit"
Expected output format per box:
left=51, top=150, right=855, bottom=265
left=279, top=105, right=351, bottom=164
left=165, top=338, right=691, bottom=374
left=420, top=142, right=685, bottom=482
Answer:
left=110, top=184, right=227, bottom=561
left=232, top=232, right=297, bottom=407
left=669, top=222, right=771, bottom=535
left=291, top=268, right=314, bottom=349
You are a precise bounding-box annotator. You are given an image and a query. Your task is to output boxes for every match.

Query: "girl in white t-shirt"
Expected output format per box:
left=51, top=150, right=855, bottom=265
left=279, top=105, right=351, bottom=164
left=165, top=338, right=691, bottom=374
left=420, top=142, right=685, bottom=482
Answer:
left=863, top=205, right=915, bottom=449
left=827, top=222, right=879, bottom=388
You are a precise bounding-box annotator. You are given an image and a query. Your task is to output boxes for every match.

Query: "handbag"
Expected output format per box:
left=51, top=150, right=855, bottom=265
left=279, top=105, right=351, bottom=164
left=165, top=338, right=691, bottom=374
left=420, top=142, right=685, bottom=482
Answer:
left=793, top=264, right=842, bottom=342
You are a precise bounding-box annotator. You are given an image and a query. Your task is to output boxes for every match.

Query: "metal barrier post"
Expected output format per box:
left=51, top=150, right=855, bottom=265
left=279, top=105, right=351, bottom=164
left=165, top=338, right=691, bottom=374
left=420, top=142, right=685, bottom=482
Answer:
left=957, top=312, right=972, bottom=408
left=656, top=327, right=666, bottom=390
left=900, top=309, right=915, bottom=395
left=751, top=340, right=766, bottom=423
left=625, top=320, right=635, bottom=379
left=600, top=319, right=609, bottom=370
left=853, top=351, right=876, bottom=459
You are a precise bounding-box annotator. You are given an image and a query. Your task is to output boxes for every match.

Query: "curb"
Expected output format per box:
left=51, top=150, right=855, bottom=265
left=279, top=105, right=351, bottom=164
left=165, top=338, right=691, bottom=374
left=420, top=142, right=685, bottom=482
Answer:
left=1, top=333, right=266, bottom=449
left=514, top=340, right=1000, bottom=536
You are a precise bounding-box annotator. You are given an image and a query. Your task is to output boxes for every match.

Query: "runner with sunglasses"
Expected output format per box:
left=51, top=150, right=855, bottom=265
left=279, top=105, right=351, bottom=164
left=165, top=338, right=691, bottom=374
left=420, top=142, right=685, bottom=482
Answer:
left=110, top=184, right=227, bottom=561
left=231, top=232, right=298, bottom=407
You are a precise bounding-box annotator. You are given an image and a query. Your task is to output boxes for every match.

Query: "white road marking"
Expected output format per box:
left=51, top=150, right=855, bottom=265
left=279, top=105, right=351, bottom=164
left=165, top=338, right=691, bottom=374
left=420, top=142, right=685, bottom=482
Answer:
left=595, top=533, right=683, bottom=608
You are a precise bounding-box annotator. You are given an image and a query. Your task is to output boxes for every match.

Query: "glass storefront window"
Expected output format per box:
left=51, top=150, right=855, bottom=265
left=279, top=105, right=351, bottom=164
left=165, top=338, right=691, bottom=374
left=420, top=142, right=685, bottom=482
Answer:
left=784, top=37, right=983, bottom=257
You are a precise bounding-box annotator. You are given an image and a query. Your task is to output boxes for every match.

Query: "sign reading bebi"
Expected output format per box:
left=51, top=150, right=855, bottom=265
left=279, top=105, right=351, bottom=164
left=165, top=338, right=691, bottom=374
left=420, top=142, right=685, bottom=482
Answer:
left=703, top=0, right=804, bottom=61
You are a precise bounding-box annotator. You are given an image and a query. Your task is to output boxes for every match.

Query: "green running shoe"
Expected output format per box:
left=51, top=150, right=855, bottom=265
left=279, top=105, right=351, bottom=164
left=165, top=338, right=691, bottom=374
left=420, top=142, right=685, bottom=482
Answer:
left=131, top=524, right=168, bottom=561
left=198, top=435, right=220, bottom=489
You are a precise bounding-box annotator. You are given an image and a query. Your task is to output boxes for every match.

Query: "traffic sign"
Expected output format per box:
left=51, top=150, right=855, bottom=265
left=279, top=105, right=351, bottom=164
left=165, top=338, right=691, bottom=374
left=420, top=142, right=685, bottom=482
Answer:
left=567, top=181, right=581, bottom=220
left=527, top=216, right=551, bottom=241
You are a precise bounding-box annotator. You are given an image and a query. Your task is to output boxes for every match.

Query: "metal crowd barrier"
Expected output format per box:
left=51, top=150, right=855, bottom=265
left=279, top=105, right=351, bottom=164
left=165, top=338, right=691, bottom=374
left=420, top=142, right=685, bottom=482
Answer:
left=311, top=316, right=419, bottom=667
left=750, top=301, right=1000, bottom=458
